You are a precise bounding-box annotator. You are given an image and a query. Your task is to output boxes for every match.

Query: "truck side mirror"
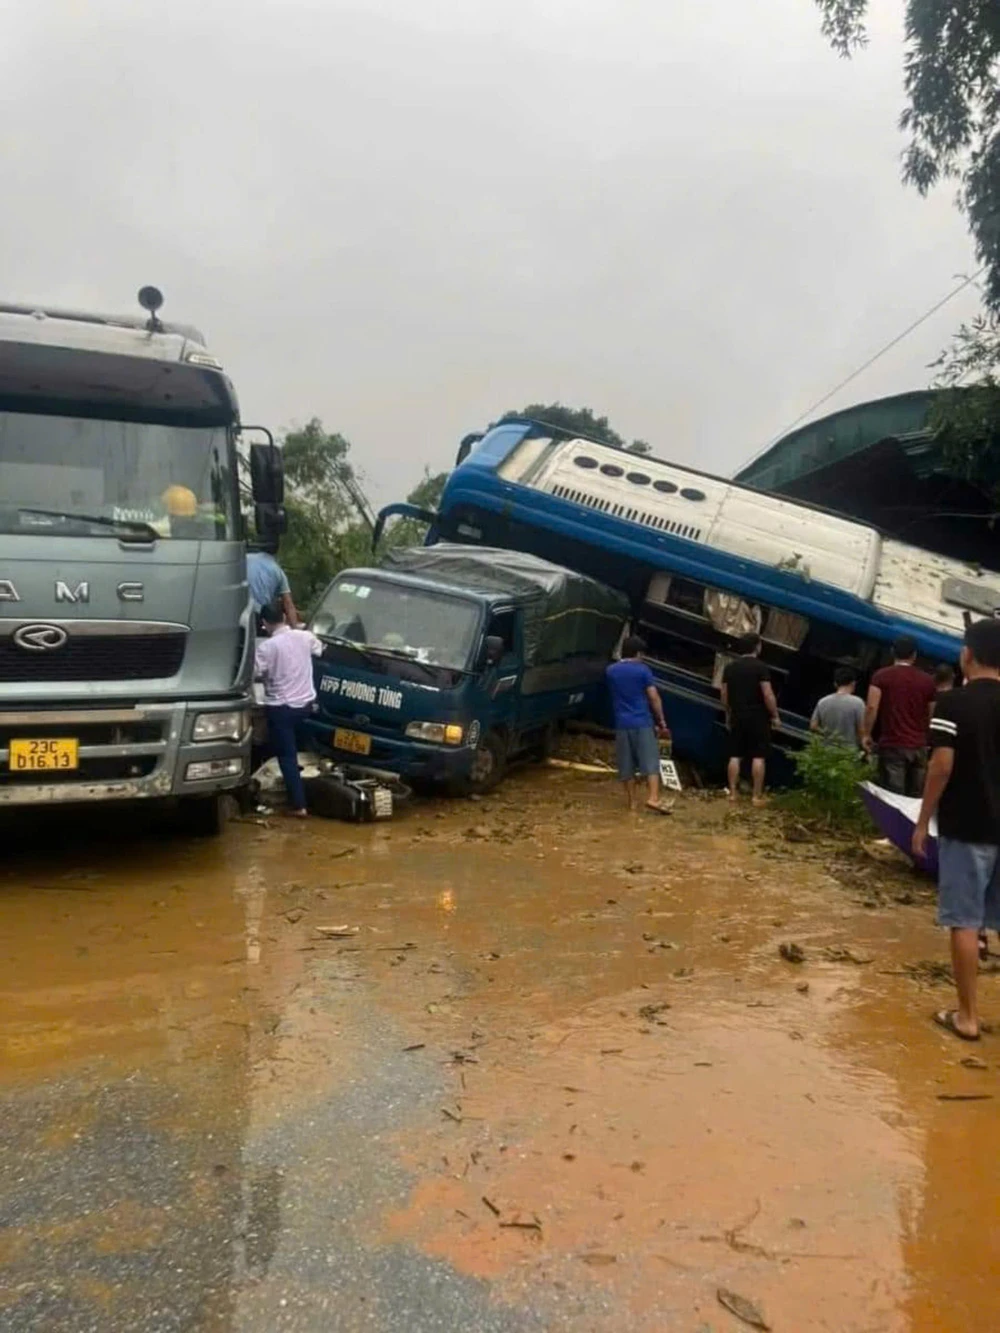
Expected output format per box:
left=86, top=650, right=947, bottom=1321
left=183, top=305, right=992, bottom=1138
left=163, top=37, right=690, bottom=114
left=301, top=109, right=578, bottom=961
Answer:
left=484, top=635, right=504, bottom=666
left=254, top=501, right=287, bottom=540
left=249, top=442, right=285, bottom=505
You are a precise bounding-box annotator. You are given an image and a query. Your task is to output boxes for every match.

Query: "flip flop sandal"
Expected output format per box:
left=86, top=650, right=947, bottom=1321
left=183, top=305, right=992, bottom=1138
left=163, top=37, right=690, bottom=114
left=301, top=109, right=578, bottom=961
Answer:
left=645, top=803, right=674, bottom=816
left=933, top=1009, right=980, bottom=1042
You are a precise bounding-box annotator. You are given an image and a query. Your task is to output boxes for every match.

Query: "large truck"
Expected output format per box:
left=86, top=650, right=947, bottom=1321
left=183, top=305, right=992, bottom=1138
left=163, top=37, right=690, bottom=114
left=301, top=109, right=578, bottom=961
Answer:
left=0, top=288, right=285, bottom=833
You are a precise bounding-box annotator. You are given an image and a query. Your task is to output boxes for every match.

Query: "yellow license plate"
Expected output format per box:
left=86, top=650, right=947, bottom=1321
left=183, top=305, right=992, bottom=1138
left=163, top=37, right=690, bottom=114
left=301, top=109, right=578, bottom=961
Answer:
left=334, top=728, right=371, bottom=756
left=9, top=738, right=79, bottom=772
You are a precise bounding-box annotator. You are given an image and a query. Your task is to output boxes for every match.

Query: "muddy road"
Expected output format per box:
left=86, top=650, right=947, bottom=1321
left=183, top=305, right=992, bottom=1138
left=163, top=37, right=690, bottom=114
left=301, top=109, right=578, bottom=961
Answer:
left=0, top=764, right=997, bottom=1332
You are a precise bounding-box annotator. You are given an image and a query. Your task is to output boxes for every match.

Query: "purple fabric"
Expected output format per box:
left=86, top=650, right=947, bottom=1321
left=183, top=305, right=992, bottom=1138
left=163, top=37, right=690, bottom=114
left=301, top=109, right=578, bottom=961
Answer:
left=859, top=781, right=938, bottom=875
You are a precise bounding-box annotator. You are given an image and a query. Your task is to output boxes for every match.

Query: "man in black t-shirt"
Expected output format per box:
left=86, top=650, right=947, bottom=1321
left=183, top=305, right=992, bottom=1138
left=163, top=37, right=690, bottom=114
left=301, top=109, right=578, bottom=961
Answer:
left=721, top=632, right=780, bottom=806
left=914, top=618, right=1000, bottom=1041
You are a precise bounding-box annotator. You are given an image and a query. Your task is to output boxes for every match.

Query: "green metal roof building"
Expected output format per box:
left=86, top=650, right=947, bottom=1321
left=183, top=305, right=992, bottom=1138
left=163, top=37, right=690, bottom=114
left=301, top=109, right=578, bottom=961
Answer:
left=736, top=391, right=936, bottom=492
left=735, top=390, right=997, bottom=566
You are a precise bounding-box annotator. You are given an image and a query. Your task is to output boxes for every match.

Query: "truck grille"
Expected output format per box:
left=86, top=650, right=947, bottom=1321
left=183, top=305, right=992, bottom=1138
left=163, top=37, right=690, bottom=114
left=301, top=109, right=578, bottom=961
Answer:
left=0, top=634, right=185, bottom=683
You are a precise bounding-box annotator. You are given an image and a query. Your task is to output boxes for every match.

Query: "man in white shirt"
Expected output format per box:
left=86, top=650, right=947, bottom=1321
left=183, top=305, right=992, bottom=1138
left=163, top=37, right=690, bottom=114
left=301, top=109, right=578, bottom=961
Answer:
left=254, top=601, right=322, bottom=816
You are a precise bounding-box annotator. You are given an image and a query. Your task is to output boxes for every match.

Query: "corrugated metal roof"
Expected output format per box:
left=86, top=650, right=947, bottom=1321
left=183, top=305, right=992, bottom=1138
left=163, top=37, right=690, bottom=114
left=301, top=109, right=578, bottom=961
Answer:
left=738, top=391, right=935, bottom=490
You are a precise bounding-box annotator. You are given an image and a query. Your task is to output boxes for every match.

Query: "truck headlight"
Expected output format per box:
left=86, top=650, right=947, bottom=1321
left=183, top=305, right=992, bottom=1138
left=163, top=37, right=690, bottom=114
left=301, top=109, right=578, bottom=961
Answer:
left=193, top=709, right=249, bottom=742
left=186, top=758, right=244, bottom=781
left=405, top=721, right=464, bottom=746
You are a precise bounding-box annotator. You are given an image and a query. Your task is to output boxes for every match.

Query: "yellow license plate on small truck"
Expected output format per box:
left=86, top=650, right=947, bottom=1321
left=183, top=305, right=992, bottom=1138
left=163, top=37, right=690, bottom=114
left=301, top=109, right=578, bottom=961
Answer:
left=334, top=728, right=371, bottom=756
left=8, top=738, right=79, bottom=771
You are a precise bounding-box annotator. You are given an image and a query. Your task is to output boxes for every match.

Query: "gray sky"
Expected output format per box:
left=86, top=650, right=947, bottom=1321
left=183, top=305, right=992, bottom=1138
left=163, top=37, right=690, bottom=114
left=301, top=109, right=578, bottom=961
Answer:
left=0, top=0, right=982, bottom=502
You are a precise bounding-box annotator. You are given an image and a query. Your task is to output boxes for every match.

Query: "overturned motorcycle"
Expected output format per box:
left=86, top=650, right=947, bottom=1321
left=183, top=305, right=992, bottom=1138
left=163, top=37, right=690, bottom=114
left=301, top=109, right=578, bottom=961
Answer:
left=253, top=753, right=412, bottom=823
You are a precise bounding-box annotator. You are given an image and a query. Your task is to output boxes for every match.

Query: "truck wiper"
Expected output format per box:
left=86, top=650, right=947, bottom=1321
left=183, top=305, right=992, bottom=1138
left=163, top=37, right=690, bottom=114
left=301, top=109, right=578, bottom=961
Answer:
left=18, top=507, right=160, bottom=541
left=318, top=632, right=384, bottom=670
left=320, top=633, right=444, bottom=681
left=357, top=644, right=463, bottom=681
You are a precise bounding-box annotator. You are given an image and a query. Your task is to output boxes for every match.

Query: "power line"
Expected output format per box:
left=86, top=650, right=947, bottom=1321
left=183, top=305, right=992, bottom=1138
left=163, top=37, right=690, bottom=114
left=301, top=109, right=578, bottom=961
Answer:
left=745, top=266, right=985, bottom=470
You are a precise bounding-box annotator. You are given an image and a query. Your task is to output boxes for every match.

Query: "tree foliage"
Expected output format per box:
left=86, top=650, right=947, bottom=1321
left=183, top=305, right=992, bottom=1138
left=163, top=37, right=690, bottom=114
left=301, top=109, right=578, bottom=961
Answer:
left=499, top=402, right=652, bottom=454
left=814, top=0, right=1000, bottom=310
left=277, top=418, right=447, bottom=612
left=929, top=313, right=1000, bottom=499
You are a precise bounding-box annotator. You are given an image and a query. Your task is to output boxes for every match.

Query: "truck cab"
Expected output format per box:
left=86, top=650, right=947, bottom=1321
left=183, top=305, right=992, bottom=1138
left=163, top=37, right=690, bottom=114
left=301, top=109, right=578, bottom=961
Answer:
left=0, top=289, right=284, bottom=832
left=302, top=545, right=627, bottom=793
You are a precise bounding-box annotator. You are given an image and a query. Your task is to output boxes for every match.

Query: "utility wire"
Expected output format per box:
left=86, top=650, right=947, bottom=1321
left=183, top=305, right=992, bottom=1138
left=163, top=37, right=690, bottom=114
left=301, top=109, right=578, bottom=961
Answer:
left=745, top=266, right=985, bottom=470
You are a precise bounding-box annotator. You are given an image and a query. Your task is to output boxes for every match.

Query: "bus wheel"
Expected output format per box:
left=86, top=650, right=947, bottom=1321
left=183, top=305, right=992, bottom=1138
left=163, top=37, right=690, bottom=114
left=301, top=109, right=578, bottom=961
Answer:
left=464, top=731, right=507, bottom=795
left=177, top=793, right=225, bottom=837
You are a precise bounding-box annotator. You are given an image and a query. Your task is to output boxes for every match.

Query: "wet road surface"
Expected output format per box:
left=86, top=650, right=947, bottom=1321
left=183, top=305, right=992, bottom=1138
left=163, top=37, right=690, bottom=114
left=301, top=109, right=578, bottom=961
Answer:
left=0, top=765, right=997, bottom=1331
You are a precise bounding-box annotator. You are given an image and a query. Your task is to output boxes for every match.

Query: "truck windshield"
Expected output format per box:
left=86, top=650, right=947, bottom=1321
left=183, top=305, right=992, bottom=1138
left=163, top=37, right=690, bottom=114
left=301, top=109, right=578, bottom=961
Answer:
left=313, top=578, right=481, bottom=671
left=0, top=412, right=237, bottom=540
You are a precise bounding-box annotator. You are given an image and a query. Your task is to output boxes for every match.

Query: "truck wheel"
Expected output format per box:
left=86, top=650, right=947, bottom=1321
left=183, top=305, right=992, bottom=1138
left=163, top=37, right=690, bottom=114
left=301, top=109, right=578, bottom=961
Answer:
left=177, top=794, right=225, bottom=837
left=466, top=730, right=507, bottom=795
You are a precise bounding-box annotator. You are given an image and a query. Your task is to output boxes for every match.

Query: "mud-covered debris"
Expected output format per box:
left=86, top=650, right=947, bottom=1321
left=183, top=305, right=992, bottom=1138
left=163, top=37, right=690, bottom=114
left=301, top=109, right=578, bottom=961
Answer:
left=779, top=941, right=806, bottom=964
left=466, top=825, right=492, bottom=840
left=638, top=1002, right=671, bottom=1022
left=284, top=907, right=305, bottom=925
left=329, top=847, right=357, bottom=859
left=796, top=981, right=810, bottom=994
left=402, top=1043, right=425, bottom=1052
left=822, top=945, right=873, bottom=965
left=499, top=1216, right=542, bottom=1233
left=901, top=959, right=953, bottom=986
left=717, top=1287, right=770, bottom=1330
left=623, top=861, right=645, bottom=875
left=315, top=924, right=359, bottom=938
left=937, top=1093, right=993, bottom=1102
left=784, top=823, right=811, bottom=844
left=481, top=1195, right=501, bottom=1217
left=441, top=1106, right=463, bottom=1122
left=861, top=838, right=912, bottom=868
left=673, top=966, right=694, bottom=978
left=961, top=1056, right=988, bottom=1070
left=580, top=1252, right=617, bottom=1266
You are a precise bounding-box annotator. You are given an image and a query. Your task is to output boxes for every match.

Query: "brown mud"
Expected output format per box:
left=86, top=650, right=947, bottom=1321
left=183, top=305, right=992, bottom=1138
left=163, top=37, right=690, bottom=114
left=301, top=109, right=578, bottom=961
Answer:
left=0, top=762, right=997, bottom=1330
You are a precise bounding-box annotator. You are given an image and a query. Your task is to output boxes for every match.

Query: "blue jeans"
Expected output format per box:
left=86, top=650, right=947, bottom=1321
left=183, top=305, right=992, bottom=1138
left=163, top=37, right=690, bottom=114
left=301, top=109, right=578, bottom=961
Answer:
left=938, top=838, right=1000, bottom=931
left=264, top=704, right=310, bottom=811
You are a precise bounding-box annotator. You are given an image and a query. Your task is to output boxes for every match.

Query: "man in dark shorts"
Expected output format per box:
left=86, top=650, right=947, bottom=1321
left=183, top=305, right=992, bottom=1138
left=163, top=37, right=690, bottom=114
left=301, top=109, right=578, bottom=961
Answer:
left=865, top=635, right=936, bottom=796
left=913, top=619, right=1000, bottom=1041
left=721, top=632, right=779, bottom=805
left=606, top=635, right=671, bottom=814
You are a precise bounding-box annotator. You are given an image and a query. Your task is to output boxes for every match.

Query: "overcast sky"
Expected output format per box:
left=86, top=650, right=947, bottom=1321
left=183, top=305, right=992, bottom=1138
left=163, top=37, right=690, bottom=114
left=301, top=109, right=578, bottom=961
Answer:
left=0, top=0, right=982, bottom=501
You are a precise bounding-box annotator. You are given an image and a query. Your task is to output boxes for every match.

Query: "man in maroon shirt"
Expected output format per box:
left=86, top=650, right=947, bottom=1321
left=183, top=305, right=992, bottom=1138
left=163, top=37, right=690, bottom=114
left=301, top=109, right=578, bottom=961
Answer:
left=865, top=635, right=936, bottom=796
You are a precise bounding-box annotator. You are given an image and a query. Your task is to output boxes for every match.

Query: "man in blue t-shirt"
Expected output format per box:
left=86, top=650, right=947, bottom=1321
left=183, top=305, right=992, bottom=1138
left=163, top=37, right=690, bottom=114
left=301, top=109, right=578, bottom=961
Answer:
left=606, top=634, right=671, bottom=813
left=247, top=542, right=300, bottom=626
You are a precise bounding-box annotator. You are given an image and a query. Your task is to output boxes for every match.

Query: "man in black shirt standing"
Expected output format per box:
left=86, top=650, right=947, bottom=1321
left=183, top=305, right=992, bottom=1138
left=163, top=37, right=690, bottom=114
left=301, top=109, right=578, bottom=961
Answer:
left=914, top=618, right=1000, bottom=1041
left=721, top=632, right=780, bottom=806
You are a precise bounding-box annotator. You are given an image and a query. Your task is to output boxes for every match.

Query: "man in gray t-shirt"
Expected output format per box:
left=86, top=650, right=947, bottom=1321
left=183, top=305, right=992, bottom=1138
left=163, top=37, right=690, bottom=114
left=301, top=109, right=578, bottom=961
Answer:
left=810, top=666, right=868, bottom=750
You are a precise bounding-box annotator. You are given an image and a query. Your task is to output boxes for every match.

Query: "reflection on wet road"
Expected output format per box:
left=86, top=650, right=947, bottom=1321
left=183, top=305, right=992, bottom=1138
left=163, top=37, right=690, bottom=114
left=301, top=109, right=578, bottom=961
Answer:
left=0, top=770, right=997, bottom=1331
